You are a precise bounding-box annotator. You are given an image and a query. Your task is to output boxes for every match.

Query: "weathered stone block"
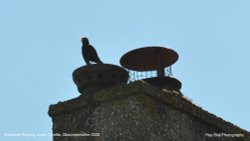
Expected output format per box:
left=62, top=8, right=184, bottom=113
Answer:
left=48, top=81, right=250, bottom=141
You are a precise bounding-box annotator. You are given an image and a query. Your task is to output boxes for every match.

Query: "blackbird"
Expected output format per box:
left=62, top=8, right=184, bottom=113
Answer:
left=81, top=37, right=103, bottom=65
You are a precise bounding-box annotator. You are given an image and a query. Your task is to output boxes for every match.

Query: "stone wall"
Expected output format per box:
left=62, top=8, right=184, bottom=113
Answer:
left=48, top=81, right=250, bottom=141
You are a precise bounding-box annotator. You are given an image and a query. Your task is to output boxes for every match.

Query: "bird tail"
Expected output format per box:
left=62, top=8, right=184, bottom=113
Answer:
left=96, top=59, right=103, bottom=64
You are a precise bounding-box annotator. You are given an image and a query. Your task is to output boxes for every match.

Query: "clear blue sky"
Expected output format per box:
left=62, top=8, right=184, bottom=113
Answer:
left=0, top=0, right=250, bottom=140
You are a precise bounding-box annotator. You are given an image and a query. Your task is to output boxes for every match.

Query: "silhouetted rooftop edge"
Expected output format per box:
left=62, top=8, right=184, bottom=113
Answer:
left=48, top=81, right=250, bottom=140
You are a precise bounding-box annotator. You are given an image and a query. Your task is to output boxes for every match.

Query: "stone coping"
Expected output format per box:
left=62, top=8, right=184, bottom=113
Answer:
left=48, top=81, right=250, bottom=140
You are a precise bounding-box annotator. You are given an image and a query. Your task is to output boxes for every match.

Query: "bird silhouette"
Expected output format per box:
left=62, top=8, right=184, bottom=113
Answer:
left=81, top=37, right=103, bottom=65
